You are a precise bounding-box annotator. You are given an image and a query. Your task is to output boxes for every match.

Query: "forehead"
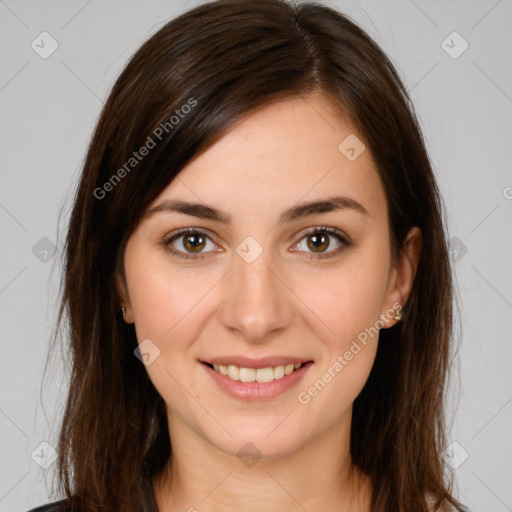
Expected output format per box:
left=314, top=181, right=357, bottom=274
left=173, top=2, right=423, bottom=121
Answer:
left=150, top=94, right=386, bottom=221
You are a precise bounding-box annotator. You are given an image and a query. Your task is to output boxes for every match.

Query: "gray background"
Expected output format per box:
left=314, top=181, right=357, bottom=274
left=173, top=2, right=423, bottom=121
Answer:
left=0, top=1, right=511, bottom=511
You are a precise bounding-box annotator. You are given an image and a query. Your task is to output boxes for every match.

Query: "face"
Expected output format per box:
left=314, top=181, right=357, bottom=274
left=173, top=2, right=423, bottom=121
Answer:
left=120, top=93, right=420, bottom=460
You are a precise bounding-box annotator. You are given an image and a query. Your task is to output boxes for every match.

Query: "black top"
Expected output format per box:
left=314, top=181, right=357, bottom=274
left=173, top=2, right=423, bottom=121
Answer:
left=26, top=499, right=70, bottom=512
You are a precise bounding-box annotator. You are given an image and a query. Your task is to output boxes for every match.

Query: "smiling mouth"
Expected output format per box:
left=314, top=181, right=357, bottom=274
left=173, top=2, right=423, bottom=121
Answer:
left=202, top=361, right=313, bottom=383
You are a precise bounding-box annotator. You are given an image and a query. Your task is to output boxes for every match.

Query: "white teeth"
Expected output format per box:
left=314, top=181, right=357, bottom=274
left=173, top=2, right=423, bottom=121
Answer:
left=212, top=362, right=305, bottom=382
left=239, top=367, right=256, bottom=382
left=274, top=365, right=284, bottom=379
left=284, top=364, right=295, bottom=375
left=227, top=364, right=239, bottom=381
left=255, top=367, right=274, bottom=383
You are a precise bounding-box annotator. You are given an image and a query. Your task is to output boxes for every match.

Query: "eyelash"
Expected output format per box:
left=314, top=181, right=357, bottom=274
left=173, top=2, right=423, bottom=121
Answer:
left=162, top=226, right=351, bottom=261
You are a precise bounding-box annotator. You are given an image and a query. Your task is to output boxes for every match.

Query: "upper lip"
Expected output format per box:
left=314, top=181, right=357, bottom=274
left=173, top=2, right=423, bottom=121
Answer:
left=202, top=356, right=312, bottom=368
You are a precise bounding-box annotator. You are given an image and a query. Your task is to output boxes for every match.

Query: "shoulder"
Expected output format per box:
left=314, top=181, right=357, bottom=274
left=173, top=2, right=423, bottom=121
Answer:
left=26, top=499, right=70, bottom=512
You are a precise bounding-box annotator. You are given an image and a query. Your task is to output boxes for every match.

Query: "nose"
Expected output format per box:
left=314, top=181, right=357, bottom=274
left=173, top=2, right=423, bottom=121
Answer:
left=218, top=247, right=293, bottom=343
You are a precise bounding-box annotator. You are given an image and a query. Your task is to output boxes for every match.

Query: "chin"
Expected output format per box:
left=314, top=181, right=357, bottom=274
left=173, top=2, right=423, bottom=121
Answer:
left=205, top=417, right=308, bottom=461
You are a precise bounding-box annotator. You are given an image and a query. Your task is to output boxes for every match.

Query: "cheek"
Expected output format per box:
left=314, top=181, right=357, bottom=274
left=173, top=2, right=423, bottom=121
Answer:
left=123, top=249, right=219, bottom=413
left=295, top=339, right=377, bottom=436
left=292, top=250, right=390, bottom=347
left=292, top=264, right=386, bottom=422
left=289, top=244, right=390, bottom=410
left=124, top=243, right=219, bottom=342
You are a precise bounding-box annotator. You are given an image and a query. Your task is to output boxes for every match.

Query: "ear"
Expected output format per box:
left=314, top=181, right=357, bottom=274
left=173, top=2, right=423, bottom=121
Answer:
left=116, top=270, right=135, bottom=324
left=381, top=226, right=422, bottom=328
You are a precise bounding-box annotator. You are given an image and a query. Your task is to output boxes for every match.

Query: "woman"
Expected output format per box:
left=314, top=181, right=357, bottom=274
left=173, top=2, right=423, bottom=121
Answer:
left=30, top=0, right=467, bottom=510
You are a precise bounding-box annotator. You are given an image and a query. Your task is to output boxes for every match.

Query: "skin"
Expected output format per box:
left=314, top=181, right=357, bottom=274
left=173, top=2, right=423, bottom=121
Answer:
left=119, top=93, right=422, bottom=512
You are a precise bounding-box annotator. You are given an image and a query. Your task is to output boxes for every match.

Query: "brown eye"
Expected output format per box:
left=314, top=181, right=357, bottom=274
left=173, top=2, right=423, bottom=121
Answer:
left=293, top=227, right=350, bottom=260
left=307, top=233, right=330, bottom=253
left=182, top=233, right=207, bottom=252
left=164, top=229, right=218, bottom=259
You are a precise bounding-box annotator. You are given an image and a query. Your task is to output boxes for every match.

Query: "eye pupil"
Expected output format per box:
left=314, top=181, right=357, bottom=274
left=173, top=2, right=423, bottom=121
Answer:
left=184, top=233, right=205, bottom=252
left=307, top=233, right=329, bottom=252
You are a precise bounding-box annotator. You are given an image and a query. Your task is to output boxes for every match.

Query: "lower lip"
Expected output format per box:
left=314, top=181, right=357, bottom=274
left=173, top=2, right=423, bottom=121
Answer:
left=201, top=362, right=313, bottom=401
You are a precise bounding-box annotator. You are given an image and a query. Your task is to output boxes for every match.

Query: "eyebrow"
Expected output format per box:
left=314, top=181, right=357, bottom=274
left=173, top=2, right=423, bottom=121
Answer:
left=145, top=195, right=369, bottom=224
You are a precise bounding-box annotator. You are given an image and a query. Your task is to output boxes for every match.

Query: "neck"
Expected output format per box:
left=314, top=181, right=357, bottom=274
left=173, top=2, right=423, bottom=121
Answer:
left=153, top=411, right=372, bottom=512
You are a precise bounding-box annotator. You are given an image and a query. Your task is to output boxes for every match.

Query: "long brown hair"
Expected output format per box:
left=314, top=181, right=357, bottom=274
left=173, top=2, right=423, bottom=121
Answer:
left=47, top=0, right=466, bottom=510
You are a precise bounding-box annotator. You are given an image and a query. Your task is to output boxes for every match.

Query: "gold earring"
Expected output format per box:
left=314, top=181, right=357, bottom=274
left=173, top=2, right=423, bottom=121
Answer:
left=394, top=305, right=402, bottom=321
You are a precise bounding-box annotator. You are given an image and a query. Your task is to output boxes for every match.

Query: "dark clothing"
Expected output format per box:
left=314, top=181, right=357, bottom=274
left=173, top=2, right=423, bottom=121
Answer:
left=26, top=499, right=70, bottom=511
